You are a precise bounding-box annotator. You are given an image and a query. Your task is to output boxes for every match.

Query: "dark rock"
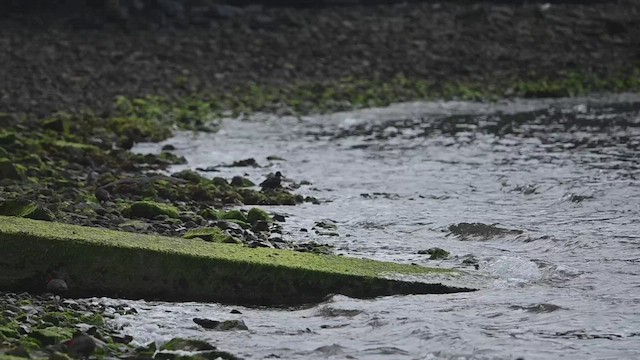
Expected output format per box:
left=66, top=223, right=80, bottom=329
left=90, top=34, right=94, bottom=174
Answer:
left=417, top=247, right=450, bottom=260
left=161, top=144, right=176, bottom=151
left=272, top=214, right=286, bottom=222
left=0, top=158, right=26, bottom=180
left=230, top=176, right=255, bottom=187
left=193, top=318, right=249, bottom=331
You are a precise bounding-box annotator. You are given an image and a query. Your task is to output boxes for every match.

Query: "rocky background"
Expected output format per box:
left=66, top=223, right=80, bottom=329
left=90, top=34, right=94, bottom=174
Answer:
left=1, top=0, right=639, bottom=116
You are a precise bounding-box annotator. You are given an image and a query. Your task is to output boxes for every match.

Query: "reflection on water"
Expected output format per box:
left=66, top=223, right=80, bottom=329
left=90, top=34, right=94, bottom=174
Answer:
left=125, top=95, right=640, bottom=359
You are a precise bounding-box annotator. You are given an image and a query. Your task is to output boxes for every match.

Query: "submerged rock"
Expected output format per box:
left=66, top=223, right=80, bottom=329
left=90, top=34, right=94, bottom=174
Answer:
left=448, top=222, right=523, bottom=240
left=418, top=247, right=450, bottom=260
left=193, top=318, right=249, bottom=331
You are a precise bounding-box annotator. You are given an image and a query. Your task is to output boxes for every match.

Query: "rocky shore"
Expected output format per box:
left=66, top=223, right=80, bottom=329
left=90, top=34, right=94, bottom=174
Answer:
left=1, top=0, right=639, bottom=116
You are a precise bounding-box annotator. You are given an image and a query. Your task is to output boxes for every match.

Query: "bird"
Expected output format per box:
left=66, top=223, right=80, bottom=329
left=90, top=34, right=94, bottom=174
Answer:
left=260, top=171, right=283, bottom=190
left=94, top=188, right=111, bottom=203
left=64, top=333, right=97, bottom=359
left=46, top=276, right=68, bottom=309
left=46, top=277, right=68, bottom=293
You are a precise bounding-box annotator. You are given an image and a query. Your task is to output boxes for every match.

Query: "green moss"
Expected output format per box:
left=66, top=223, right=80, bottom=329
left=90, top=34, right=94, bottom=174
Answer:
left=0, top=200, right=54, bottom=221
left=107, top=116, right=172, bottom=143
left=247, top=208, right=271, bottom=225
left=219, top=209, right=247, bottom=223
left=183, top=227, right=237, bottom=244
left=124, top=201, right=180, bottom=219
left=0, top=131, right=17, bottom=146
left=29, top=327, right=73, bottom=346
left=0, top=216, right=469, bottom=305
left=0, top=158, right=26, bottom=180
left=0, top=326, right=19, bottom=339
left=161, top=338, right=216, bottom=352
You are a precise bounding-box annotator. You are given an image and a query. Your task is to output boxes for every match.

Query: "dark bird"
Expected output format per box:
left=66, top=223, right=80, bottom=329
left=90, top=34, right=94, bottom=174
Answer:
left=260, top=171, right=283, bottom=190
left=65, top=333, right=97, bottom=359
left=47, top=276, right=68, bottom=309
left=94, top=188, right=111, bottom=203
left=47, top=277, right=68, bottom=293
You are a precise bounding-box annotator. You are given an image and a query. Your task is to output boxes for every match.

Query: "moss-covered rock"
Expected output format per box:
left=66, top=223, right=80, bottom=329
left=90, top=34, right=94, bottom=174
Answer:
left=219, top=209, right=247, bottom=223
left=160, top=338, right=216, bottom=352
left=247, top=208, right=271, bottom=226
left=0, top=158, right=26, bottom=180
left=418, top=247, right=450, bottom=260
left=124, top=201, right=180, bottom=219
left=230, top=176, right=255, bottom=187
left=183, top=227, right=237, bottom=244
left=29, top=327, right=73, bottom=346
left=0, top=200, right=54, bottom=221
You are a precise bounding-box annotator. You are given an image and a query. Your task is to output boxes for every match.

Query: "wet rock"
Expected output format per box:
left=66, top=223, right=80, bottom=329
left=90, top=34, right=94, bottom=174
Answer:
left=230, top=175, right=255, bottom=187
left=314, top=220, right=337, bottom=230
left=272, top=213, right=286, bottom=222
left=252, top=220, right=270, bottom=233
left=448, top=223, right=523, bottom=240
left=193, top=318, right=249, bottom=331
left=247, top=207, right=271, bottom=225
left=124, top=201, right=180, bottom=219
left=0, top=199, right=54, bottom=221
left=0, top=158, right=26, bottom=180
left=510, top=303, right=562, bottom=313
left=183, top=227, right=237, bottom=243
left=161, top=144, right=176, bottom=151
left=266, top=156, right=285, bottom=161
left=418, top=247, right=450, bottom=260
left=226, top=158, right=259, bottom=167
left=161, top=338, right=217, bottom=351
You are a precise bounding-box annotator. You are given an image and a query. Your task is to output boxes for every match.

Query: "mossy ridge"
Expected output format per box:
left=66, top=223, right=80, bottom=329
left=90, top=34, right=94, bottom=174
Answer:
left=0, top=216, right=470, bottom=305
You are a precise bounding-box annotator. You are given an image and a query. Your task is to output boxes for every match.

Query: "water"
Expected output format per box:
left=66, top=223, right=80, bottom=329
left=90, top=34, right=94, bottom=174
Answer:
left=123, top=95, right=640, bottom=359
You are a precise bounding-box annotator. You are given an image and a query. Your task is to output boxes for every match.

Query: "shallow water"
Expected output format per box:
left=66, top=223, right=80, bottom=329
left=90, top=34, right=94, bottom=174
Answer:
left=124, top=95, right=640, bottom=359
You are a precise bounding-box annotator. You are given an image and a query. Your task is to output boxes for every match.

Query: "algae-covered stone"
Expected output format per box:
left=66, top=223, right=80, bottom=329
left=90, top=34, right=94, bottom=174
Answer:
left=161, top=338, right=216, bottom=352
left=199, top=208, right=220, bottom=220
left=42, top=117, right=69, bottom=133
left=219, top=209, right=247, bottom=223
left=247, top=208, right=271, bottom=226
left=183, top=227, right=237, bottom=244
left=0, top=158, right=26, bottom=180
left=29, top=326, right=73, bottom=346
left=193, top=318, right=248, bottom=331
left=125, top=201, right=180, bottom=219
left=230, top=176, right=255, bottom=187
left=418, top=247, right=450, bottom=260
left=0, top=200, right=54, bottom=221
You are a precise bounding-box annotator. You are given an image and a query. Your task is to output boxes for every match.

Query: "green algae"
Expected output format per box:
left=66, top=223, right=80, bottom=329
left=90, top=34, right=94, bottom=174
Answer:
left=0, top=200, right=54, bottom=221
left=247, top=208, right=271, bottom=225
left=124, top=201, right=180, bottom=219
left=0, top=216, right=470, bottom=305
left=0, top=159, right=26, bottom=181
left=183, top=227, right=237, bottom=244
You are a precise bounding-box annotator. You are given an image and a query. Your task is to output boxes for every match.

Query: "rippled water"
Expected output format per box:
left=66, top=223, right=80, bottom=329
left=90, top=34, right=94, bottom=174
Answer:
left=124, top=95, right=640, bottom=359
